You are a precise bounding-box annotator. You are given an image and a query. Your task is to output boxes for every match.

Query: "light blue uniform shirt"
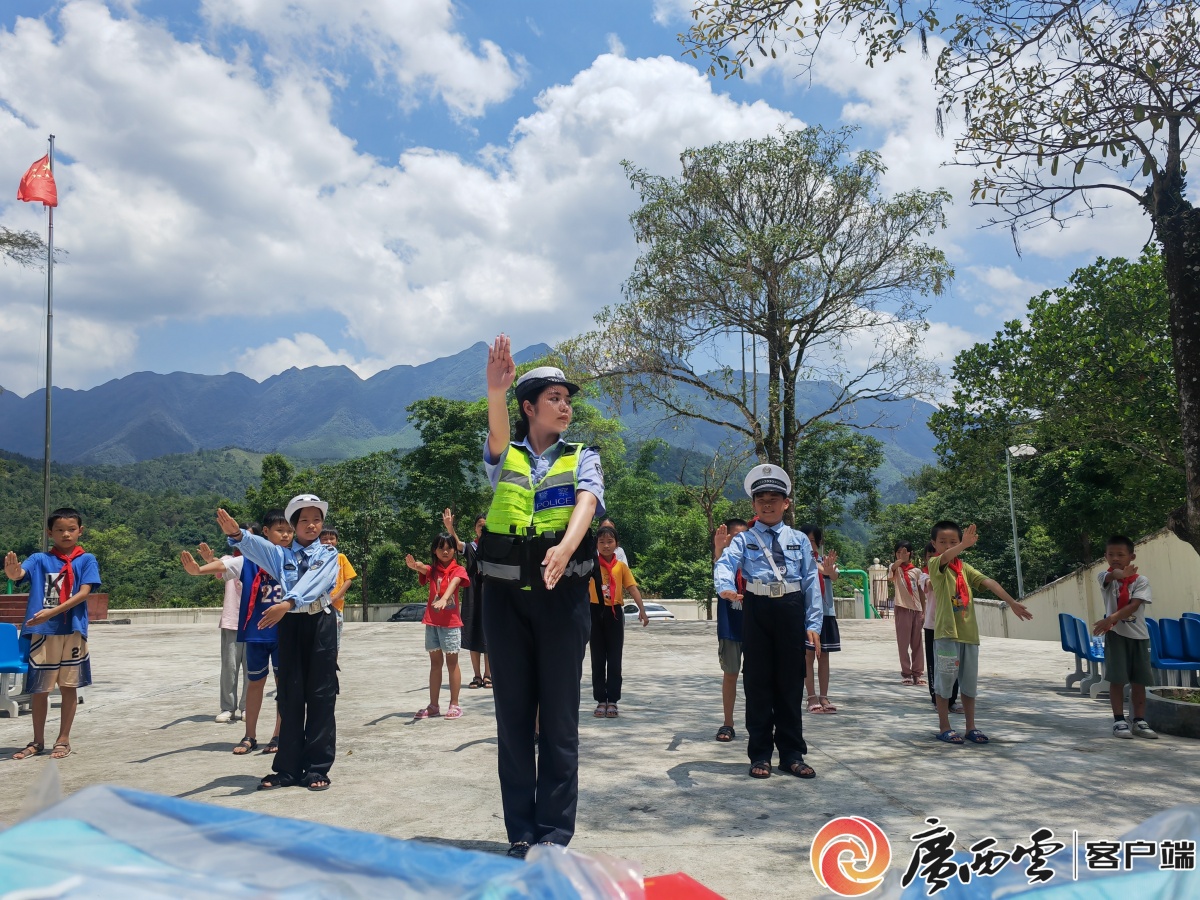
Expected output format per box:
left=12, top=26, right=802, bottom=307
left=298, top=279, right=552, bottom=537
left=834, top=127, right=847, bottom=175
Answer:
left=483, top=437, right=606, bottom=520
left=229, top=532, right=339, bottom=613
left=714, top=520, right=823, bottom=634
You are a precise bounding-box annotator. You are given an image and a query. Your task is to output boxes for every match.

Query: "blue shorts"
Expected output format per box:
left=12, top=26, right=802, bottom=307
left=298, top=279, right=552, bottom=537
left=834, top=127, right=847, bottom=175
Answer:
left=245, top=641, right=280, bottom=682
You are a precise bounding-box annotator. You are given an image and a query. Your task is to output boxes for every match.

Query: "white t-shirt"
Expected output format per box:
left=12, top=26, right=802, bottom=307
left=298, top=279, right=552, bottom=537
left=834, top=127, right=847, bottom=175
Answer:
left=1097, top=570, right=1151, bottom=641
left=920, top=572, right=937, bottom=630
left=219, top=555, right=243, bottom=630
left=615, top=547, right=628, bottom=566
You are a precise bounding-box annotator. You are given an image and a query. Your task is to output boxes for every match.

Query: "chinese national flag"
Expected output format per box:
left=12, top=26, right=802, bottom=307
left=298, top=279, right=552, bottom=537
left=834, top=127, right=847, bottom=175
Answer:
left=17, top=154, right=58, bottom=207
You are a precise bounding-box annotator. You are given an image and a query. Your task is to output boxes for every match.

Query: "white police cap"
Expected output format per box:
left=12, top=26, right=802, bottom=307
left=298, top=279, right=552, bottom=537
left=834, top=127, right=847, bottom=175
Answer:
left=285, top=493, right=329, bottom=524
left=744, top=464, right=792, bottom=498
left=514, top=366, right=581, bottom=403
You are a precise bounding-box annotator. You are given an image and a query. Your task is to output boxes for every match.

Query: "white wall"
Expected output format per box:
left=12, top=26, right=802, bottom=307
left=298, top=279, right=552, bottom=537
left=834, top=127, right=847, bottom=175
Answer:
left=976, top=529, right=1200, bottom=641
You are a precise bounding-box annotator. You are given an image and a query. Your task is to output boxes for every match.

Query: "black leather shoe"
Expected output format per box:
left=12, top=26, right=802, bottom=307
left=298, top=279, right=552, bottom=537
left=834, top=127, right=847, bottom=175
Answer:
left=506, top=842, right=530, bottom=860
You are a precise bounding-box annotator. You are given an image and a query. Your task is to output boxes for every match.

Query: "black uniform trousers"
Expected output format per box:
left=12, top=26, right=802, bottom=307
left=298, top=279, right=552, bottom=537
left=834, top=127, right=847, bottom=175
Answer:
left=483, top=577, right=591, bottom=846
left=589, top=602, right=624, bottom=704
left=742, top=589, right=809, bottom=768
left=273, top=607, right=338, bottom=782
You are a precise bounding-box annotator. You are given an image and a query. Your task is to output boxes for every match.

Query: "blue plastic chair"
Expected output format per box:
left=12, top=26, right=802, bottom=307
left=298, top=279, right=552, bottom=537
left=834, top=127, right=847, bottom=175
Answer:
left=1181, top=617, right=1200, bottom=663
left=1182, top=612, right=1200, bottom=624
left=1073, top=616, right=1106, bottom=696
left=0, top=623, right=29, bottom=718
left=1059, top=613, right=1086, bottom=689
left=1147, top=618, right=1196, bottom=686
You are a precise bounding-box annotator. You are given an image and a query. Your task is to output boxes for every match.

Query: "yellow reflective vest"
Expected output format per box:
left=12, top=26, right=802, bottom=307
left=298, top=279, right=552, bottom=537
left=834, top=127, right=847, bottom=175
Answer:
left=485, top=442, right=584, bottom=536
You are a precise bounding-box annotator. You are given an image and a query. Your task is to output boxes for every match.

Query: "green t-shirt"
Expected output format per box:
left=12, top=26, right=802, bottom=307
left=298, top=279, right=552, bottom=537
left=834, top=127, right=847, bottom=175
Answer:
left=927, top=555, right=988, bottom=645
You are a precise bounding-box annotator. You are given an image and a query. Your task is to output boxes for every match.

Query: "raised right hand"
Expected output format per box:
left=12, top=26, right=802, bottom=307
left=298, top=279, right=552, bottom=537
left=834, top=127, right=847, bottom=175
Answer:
left=197, top=542, right=215, bottom=564
left=961, top=523, right=979, bottom=548
left=713, top=524, right=729, bottom=558
left=217, top=509, right=242, bottom=538
left=4, top=551, right=23, bottom=581
left=486, top=334, right=516, bottom=392
left=180, top=551, right=201, bottom=576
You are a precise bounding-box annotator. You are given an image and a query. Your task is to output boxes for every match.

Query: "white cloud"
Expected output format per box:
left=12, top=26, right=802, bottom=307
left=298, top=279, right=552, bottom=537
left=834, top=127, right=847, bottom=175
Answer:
left=0, top=4, right=801, bottom=393
left=606, top=33, right=626, bottom=57
left=235, top=333, right=382, bottom=381
left=652, top=0, right=698, bottom=26
left=199, top=0, right=523, bottom=117
left=923, top=320, right=984, bottom=367
left=964, top=266, right=1047, bottom=318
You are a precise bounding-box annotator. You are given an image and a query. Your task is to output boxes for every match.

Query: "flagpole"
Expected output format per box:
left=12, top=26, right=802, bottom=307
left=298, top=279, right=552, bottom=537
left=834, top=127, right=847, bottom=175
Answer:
left=41, top=134, right=55, bottom=552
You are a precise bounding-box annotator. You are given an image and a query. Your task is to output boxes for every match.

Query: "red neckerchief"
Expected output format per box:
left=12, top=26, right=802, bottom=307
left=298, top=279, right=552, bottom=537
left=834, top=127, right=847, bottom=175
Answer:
left=430, top=562, right=459, bottom=607
left=243, top=568, right=268, bottom=630
left=48, top=545, right=85, bottom=603
left=598, top=553, right=620, bottom=611
left=946, top=557, right=971, bottom=613
left=897, top=561, right=917, bottom=598
left=1108, top=567, right=1138, bottom=609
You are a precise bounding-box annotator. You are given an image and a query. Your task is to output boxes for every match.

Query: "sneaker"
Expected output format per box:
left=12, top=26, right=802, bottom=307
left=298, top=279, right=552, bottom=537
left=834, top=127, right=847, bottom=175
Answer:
left=1132, top=719, right=1159, bottom=739
left=950, top=703, right=965, bottom=714
left=1113, top=720, right=1134, bottom=739
left=506, top=842, right=530, bottom=860
left=215, top=711, right=233, bottom=724
left=233, top=709, right=243, bottom=721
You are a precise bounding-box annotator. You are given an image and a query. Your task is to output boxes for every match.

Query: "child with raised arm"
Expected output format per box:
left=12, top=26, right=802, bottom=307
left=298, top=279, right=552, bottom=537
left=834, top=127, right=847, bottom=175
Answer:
left=889, top=540, right=925, bottom=686
left=6, top=508, right=99, bottom=762
left=319, top=527, right=356, bottom=652
left=406, top=533, right=470, bottom=720
left=217, top=494, right=340, bottom=792
left=589, top=524, right=648, bottom=719
left=182, top=510, right=293, bottom=755
left=927, top=521, right=1032, bottom=745
left=920, top=542, right=960, bottom=711
left=801, top=525, right=841, bottom=715
left=444, top=509, right=491, bottom=689
left=1092, top=535, right=1157, bottom=739
left=713, top=518, right=748, bottom=742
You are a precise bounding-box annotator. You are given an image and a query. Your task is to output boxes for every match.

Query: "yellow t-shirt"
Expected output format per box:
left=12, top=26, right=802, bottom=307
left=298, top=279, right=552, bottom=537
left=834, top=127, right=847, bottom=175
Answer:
left=927, top=555, right=987, bottom=645
left=589, top=557, right=637, bottom=606
left=332, top=552, right=357, bottom=612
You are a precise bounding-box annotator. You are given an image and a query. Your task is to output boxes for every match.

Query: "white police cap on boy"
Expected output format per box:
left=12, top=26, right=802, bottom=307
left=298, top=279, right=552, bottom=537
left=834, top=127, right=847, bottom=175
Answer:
left=744, top=464, right=792, bottom=498
left=285, top=493, right=329, bottom=524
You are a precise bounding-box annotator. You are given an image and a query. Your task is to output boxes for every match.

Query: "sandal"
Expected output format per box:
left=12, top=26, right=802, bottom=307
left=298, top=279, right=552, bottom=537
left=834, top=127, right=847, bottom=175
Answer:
left=820, top=696, right=838, bottom=713
left=593, top=703, right=608, bottom=718
left=482, top=677, right=493, bottom=689
left=468, top=675, right=484, bottom=689
left=780, top=760, right=816, bottom=779
left=51, top=742, right=71, bottom=760
left=233, top=736, right=258, bottom=755
left=605, top=703, right=619, bottom=718
left=715, top=725, right=735, bottom=742
left=915, top=677, right=927, bottom=685
left=807, top=695, right=826, bottom=714
left=13, top=741, right=43, bottom=760
left=260, top=737, right=279, bottom=755
left=414, top=704, right=440, bottom=719
left=964, top=729, right=990, bottom=744
left=902, top=676, right=915, bottom=685
left=937, top=729, right=965, bottom=745
left=257, top=773, right=297, bottom=791
left=749, top=761, right=772, bottom=779
left=304, top=773, right=332, bottom=791
left=445, top=704, right=463, bottom=720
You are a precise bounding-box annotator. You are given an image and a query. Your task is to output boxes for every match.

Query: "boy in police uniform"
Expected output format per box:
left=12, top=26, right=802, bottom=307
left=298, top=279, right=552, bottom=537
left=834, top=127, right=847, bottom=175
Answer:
left=715, top=465, right=823, bottom=779
left=217, top=494, right=341, bottom=791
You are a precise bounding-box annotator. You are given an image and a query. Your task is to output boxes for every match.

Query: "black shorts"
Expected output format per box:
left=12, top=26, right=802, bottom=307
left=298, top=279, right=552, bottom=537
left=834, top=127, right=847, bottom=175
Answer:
left=805, top=615, right=841, bottom=653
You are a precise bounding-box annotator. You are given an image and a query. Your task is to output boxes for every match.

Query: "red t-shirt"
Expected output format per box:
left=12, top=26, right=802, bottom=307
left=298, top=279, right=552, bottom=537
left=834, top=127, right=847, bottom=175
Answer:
left=419, top=561, right=469, bottom=627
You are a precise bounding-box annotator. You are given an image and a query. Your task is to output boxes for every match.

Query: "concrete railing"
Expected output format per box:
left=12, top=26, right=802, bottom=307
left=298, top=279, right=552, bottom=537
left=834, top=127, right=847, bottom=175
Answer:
left=99, top=604, right=409, bottom=625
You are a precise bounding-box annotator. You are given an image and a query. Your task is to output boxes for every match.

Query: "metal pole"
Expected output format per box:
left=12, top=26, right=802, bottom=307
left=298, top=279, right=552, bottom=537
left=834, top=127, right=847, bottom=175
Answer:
left=1006, top=449, right=1025, bottom=598
left=41, top=134, right=55, bottom=552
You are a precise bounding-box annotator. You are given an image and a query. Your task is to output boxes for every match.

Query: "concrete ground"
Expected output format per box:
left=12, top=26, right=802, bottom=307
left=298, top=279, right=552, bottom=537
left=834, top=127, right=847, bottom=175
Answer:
left=2, top=617, right=1199, bottom=899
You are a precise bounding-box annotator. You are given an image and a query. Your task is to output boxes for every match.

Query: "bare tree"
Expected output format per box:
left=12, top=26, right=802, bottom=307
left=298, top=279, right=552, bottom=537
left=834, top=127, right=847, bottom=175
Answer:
left=683, top=0, right=1200, bottom=552
left=563, top=127, right=950, bottom=478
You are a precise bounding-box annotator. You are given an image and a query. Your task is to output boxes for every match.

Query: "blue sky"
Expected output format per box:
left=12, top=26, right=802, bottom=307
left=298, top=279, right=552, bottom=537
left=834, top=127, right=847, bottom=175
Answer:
left=0, top=0, right=1154, bottom=396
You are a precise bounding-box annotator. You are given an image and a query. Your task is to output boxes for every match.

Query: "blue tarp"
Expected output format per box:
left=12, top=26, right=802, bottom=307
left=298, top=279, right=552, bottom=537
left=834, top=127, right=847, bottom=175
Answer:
left=0, top=785, right=641, bottom=898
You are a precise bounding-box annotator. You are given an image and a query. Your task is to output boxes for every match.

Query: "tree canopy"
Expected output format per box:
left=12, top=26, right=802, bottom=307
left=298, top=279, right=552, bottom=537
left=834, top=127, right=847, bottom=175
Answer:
left=564, top=127, right=950, bottom=477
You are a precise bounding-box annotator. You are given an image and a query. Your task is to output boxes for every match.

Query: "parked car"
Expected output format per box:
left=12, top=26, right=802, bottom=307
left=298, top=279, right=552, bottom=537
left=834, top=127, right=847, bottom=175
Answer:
left=625, top=602, right=675, bottom=624
left=388, top=604, right=426, bottom=623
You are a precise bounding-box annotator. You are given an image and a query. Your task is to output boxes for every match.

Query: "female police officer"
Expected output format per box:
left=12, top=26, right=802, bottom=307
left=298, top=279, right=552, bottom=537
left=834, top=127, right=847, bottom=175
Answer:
left=478, top=334, right=604, bottom=859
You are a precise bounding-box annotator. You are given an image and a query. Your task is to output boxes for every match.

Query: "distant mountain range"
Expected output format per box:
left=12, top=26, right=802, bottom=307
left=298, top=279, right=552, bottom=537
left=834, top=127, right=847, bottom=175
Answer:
left=0, top=342, right=938, bottom=489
